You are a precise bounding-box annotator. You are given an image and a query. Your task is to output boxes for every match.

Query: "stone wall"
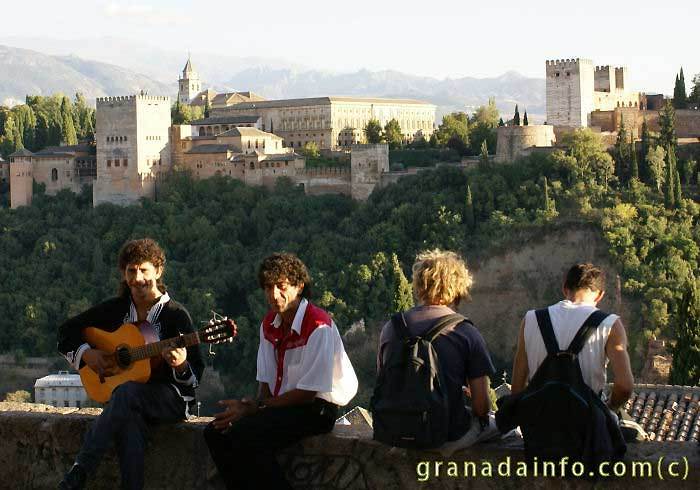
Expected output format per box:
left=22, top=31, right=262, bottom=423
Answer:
left=9, top=157, right=33, bottom=209
left=1, top=403, right=698, bottom=489
left=495, top=125, right=556, bottom=163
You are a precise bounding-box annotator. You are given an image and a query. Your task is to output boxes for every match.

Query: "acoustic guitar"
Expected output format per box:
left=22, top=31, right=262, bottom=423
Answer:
left=80, top=319, right=235, bottom=403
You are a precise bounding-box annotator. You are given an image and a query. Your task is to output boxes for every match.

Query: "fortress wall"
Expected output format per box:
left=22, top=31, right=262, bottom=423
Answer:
left=495, top=125, right=556, bottom=163
left=1, top=403, right=698, bottom=489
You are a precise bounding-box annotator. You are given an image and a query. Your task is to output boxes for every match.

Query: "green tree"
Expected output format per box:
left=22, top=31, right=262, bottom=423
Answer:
left=669, top=277, right=700, bottom=386
left=465, top=183, right=475, bottom=230
left=664, top=145, right=676, bottom=208
left=673, top=68, right=688, bottom=109
left=478, top=140, right=489, bottom=168
left=639, top=118, right=651, bottom=181
left=614, top=116, right=629, bottom=181
left=647, top=146, right=666, bottom=192
left=3, top=390, right=31, bottom=403
left=204, top=98, right=211, bottom=118
left=472, top=97, right=499, bottom=128
left=513, top=104, right=520, bottom=126
left=389, top=253, right=413, bottom=312
left=679, top=158, right=696, bottom=184
left=363, top=118, right=383, bottom=144
left=60, top=97, right=78, bottom=145
left=558, top=128, right=614, bottom=186
left=434, top=113, right=469, bottom=149
left=523, top=110, right=529, bottom=126
left=384, top=118, right=403, bottom=149
left=300, top=141, right=320, bottom=159
left=498, top=117, right=505, bottom=127
left=629, top=136, right=639, bottom=181
left=689, top=73, right=700, bottom=104
left=673, top=168, right=682, bottom=208
left=658, top=100, right=677, bottom=151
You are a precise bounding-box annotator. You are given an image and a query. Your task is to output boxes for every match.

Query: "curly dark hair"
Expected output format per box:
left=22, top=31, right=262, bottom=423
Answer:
left=258, top=253, right=312, bottom=298
left=117, top=238, right=167, bottom=296
left=564, top=263, right=606, bottom=293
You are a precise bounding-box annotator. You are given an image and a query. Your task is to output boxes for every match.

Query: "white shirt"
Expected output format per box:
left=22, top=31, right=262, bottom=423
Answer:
left=524, top=300, right=618, bottom=394
left=256, top=299, right=358, bottom=406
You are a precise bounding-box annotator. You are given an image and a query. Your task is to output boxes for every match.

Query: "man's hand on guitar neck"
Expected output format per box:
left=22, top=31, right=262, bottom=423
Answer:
left=82, top=349, right=118, bottom=383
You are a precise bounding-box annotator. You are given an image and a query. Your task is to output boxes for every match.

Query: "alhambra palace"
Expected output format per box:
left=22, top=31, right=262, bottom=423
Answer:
left=3, top=56, right=700, bottom=209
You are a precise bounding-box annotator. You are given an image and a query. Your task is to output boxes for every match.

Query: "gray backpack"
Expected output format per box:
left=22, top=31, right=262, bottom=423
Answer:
left=371, top=312, right=466, bottom=449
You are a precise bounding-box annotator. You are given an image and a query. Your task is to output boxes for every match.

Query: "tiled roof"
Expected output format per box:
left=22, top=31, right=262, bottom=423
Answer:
left=9, top=148, right=34, bottom=157
left=227, top=96, right=434, bottom=110
left=624, top=384, right=700, bottom=442
left=190, top=115, right=260, bottom=125
left=219, top=127, right=280, bottom=138
left=185, top=144, right=239, bottom=154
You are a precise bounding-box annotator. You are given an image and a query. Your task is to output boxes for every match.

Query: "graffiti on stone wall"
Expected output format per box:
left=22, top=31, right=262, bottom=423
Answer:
left=281, top=453, right=370, bottom=489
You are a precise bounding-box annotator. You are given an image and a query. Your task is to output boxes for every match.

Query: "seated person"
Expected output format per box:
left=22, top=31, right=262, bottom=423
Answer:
left=377, top=249, right=496, bottom=454
left=204, top=253, right=358, bottom=490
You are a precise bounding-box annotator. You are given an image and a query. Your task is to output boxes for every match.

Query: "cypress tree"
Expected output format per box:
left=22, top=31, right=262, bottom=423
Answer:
left=523, top=110, right=529, bottom=126
left=640, top=118, right=651, bottom=181
left=204, top=99, right=211, bottom=118
left=465, top=184, right=475, bottom=230
left=498, top=117, right=504, bottom=127
left=674, top=68, right=688, bottom=109
left=615, top=116, right=629, bottom=180
left=543, top=176, right=552, bottom=212
left=390, top=253, right=414, bottom=312
left=664, top=145, right=676, bottom=208
left=659, top=100, right=677, bottom=151
left=669, top=276, right=700, bottom=386
left=630, top=136, right=639, bottom=180
left=674, top=168, right=682, bottom=208
left=60, top=98, right=77, bottom=146
left=513, top=105, right=520, bottom=126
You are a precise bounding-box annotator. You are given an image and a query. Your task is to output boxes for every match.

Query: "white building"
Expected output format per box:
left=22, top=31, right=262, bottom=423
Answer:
left=34, top=371, right=91, bottom=408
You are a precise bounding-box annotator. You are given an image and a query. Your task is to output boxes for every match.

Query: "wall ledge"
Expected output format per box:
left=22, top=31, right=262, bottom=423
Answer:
left=1, top=402, right=698, bottom=489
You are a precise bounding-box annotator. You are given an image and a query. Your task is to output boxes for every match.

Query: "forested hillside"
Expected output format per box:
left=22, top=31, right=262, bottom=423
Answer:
left=1, top=127, right=698, bottom=406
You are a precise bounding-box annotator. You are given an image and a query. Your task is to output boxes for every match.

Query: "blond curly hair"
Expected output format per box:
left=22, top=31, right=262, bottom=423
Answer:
left=412, top=249, right=473, bottom=306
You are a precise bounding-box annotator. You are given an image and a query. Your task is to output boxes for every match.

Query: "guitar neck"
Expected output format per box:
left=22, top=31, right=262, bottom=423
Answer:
left=129, top=332, right=200, bottom=362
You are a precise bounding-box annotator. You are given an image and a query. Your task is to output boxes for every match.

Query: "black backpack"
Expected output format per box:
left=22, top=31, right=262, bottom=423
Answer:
left=371, top=312, right=466, bottom=449
left=497, top=308, right=626, bottom=472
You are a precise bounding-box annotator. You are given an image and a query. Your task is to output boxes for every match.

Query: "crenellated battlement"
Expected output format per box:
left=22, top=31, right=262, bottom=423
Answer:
left=595, top=65, right=612, bottom=72
left=96, top=95, right=170, bottom=106
left=545, top=58, right=593, bottom=77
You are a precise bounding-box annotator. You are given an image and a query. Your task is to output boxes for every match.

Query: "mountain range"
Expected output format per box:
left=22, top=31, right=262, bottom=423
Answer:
left=0, top=38, right=546, bottom=120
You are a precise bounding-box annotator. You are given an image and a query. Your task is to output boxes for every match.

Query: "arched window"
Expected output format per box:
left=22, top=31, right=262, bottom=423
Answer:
left=51, top=168, right=58, bottom=181
left=199, top=127, right=205, bottom=136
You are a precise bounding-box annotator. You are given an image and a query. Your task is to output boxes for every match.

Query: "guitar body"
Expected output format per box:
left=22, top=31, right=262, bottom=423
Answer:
left=79, top=322, right=162, bottom=403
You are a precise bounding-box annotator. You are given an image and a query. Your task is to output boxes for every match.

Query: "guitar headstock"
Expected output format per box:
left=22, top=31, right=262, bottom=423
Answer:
left=199, top=317, right=237, bottom=345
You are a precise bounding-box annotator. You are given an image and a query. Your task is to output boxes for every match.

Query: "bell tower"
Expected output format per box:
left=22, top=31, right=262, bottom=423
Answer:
left=178, top=54, right=201, bottom=105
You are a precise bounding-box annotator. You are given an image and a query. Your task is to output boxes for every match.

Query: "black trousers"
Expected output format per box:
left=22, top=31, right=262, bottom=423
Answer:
left=204, top=398, right=338, bottom=490
left=76, top=381, right=186, bottom=490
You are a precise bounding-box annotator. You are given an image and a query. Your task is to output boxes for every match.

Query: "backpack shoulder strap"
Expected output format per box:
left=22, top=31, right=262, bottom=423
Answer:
left=534, top=308, right=560, bottom=355
left=390, top=313, right=411, bottom=341
left=424, top=313, right=468, bottom=342
left=566, top=310, right=611, bottom=355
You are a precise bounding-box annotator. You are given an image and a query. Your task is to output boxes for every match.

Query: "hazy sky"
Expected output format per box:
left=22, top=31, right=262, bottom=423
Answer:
left=2, top=0, right=698, bottom=94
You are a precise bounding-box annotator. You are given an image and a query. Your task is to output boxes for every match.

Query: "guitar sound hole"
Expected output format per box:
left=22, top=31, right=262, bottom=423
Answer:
left=116, top=347, right=132, bottom=368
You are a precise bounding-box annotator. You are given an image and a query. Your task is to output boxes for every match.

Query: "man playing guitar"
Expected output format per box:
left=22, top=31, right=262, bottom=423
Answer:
left=58, top=238, right=207, bottom=490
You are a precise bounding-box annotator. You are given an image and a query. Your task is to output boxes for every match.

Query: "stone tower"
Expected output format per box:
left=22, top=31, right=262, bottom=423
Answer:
left=350, top=144, right=389, bottom=200
left=93, top=94, right=171, bottom=206
left=9, top=148, right=34, bottom=208
left=178, top=56, right=200, bottom=105
left=545, top=58, right=595, bottom=127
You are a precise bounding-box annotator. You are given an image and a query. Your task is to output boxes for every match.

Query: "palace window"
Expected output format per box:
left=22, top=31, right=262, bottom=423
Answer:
left=115, top=160, right=120, bottom=167
left=124, top=159, right=128, bottom=167
left=51, top=168, right=58, bottom=181
left=107, top=160, right=112, bottom=167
